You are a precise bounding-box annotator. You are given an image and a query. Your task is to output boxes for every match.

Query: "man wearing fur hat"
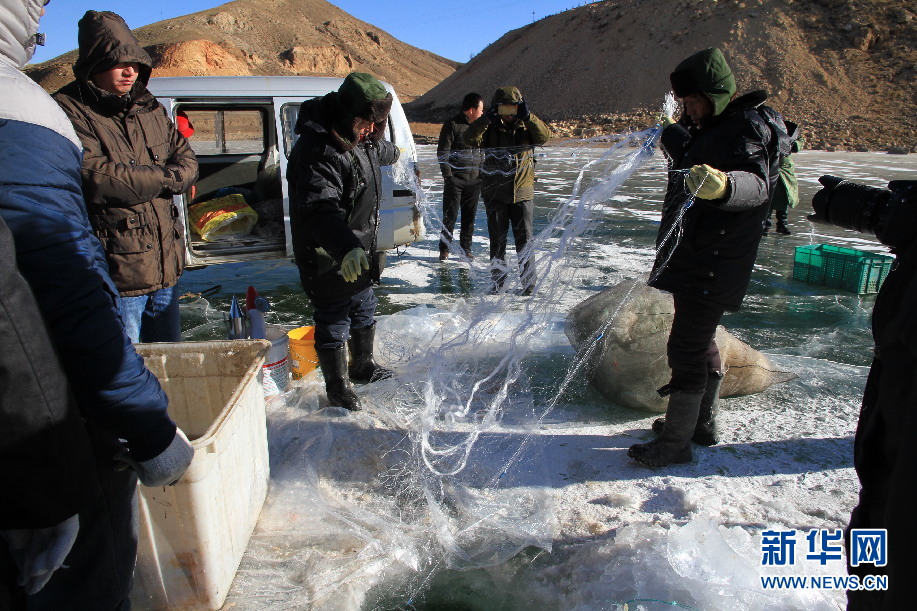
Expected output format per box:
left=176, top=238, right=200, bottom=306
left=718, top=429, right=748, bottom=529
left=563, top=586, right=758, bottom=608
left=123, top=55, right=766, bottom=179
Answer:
left=287, top=72, right=400, bottom=411
left=628, top=47, right=790, bottom=468
left=54, top=11, right=197, bottom=344
left=465, top=86, right=551, bottom=295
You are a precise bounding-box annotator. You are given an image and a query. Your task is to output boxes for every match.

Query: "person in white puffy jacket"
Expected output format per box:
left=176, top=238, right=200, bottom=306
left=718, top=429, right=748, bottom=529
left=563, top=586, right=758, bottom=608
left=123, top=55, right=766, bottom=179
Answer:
left=0, top=2, right=193, bottom=607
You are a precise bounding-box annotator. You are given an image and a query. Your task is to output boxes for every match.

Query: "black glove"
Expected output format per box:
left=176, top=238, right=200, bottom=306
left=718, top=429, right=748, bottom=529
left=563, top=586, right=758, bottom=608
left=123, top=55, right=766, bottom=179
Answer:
left=161, top=166, right=185, bottom=195
left=485, top=104, right=499, bottom=123
left=517, top=98, right=530, bottom=121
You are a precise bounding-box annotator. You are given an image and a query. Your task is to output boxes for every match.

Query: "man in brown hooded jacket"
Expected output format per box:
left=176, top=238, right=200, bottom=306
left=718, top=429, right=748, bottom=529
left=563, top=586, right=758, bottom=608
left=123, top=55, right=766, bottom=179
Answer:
left=54, top=10, right=197, bottom=343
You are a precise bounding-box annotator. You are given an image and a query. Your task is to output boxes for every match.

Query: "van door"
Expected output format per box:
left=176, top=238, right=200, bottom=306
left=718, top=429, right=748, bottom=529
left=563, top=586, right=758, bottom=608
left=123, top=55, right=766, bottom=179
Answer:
left=163, top=99, right=289, bottom=267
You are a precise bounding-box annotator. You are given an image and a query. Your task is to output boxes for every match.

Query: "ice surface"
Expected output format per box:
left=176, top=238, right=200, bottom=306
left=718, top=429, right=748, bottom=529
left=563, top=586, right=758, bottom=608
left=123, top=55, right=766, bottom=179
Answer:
left=172, top=141, right=917, bottom=610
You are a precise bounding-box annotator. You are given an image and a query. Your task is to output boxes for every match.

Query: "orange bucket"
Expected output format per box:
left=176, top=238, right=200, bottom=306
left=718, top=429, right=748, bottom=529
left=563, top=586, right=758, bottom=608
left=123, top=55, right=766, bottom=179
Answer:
left=287, top=326, right=319, bottom=379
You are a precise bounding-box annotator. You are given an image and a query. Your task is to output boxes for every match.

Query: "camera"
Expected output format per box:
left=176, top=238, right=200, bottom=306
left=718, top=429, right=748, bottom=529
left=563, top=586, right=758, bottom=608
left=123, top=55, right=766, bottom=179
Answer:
left=811, top=176, right=917, bottom=252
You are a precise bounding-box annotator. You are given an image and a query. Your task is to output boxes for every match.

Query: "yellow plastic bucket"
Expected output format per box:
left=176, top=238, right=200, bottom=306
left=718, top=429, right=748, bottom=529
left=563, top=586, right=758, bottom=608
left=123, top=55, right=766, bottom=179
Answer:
left=287, top=326, right=318, bottom=379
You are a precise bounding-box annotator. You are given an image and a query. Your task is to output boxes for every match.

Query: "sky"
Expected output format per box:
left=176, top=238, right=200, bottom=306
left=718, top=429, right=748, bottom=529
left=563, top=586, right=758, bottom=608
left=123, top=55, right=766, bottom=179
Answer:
left=32, top=0, right=588, bottom=65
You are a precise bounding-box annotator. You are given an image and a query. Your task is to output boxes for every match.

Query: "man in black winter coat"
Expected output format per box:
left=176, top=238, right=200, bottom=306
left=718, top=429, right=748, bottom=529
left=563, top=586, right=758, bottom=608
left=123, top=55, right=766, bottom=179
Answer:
left=0, top=215, right=95, bottom=605
left=810, top=177, right=917, bottom=609
left=628, top=47, right=787, bottom=468
left=287, top=73, right=400, bottom=411
left=437, top=92, right=484, bottom=260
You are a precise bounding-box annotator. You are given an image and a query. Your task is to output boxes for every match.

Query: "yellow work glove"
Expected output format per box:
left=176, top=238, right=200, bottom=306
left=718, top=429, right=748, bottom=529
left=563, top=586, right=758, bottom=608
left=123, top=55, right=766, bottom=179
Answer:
left=686, top=164, right=729, bottom=200
left=659, top=114, right=676, bottom=127
left=341, top=247, right=369, bottom=282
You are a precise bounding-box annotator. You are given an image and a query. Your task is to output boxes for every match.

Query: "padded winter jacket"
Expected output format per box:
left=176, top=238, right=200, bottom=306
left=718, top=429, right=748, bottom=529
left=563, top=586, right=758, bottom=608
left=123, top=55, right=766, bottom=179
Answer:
left=649, top=91, right=781, bottom=311
left=53, top=11, right=197, bottom=297
left=287, top=93, right=400, bottom=301
left=437, top=112, right=482, bottom=185
left=0, top=213, right=97, bottom=529
left=848, top=181, right=917, bottom=609
left=0, top=11, right=176, bottom=476
left=465, top=110, right=550, bottom=204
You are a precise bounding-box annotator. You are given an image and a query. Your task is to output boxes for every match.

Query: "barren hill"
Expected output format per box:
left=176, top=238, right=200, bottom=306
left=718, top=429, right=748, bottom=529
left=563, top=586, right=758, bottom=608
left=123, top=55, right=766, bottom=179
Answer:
left=407, top=0, right=916, bottom=152
left=25, top=0, right=458, bottom=101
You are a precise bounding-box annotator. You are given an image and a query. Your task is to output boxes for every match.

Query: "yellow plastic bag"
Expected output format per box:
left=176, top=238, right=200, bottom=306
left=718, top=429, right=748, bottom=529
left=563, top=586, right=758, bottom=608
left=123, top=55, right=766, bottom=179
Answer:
left=188, top=194, right=259, bottom=241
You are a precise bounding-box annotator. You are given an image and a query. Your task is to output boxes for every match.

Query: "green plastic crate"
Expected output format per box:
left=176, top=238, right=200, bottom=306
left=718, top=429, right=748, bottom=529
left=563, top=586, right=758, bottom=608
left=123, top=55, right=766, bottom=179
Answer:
left=793, top=244, right=893, bottom=294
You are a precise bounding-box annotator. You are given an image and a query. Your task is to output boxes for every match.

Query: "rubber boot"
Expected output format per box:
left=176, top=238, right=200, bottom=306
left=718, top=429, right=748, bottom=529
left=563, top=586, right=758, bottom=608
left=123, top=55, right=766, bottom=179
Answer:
left=316, top=346, right=361, bottom=411
left=347, top=323, right=393, bottom=383
left=628, top=390, right=705, bottom=467
left=652, top=374, right=722, bottom=446
left=776, top=215, right=791, bottom=235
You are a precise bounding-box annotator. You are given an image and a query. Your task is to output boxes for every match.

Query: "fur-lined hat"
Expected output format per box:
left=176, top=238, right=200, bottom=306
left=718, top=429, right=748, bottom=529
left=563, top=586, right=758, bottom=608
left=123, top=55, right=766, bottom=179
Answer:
left=669, top=48, right=736, bottom=117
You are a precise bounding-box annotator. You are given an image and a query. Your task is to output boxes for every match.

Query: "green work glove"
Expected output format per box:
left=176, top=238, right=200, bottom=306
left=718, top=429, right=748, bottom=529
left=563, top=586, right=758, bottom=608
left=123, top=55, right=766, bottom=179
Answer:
left=341, top=247, right=369, bottom=282
left=659, top=114, right=676, bottom=127
left=686, top=164, right=729, bottom=200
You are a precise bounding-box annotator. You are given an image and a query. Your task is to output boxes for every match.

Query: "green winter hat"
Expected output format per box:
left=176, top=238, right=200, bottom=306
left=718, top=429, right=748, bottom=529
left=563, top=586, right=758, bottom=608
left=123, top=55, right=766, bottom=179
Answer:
left=669, top=48, right=736, bottom=116
left=491, top=86, right=523, bottom=106
left=337, top=72, right=393, bottom=123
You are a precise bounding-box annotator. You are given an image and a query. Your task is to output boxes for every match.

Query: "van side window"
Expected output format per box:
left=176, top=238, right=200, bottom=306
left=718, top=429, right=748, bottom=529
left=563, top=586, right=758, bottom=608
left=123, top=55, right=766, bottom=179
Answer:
left=183, top=109, right=265, bottom=155
left=281, top=103, right=303, bottom=157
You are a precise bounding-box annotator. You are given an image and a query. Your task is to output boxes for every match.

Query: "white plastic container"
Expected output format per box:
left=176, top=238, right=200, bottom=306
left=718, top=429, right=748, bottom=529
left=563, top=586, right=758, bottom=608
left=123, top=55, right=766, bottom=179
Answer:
left=262, top=324, right=290, bottom=397
left=131, top=340, right=271, bottom=611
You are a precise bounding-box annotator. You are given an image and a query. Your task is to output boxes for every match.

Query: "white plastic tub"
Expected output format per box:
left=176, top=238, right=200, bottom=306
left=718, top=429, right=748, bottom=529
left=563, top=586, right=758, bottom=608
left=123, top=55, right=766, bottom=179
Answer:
left=131, top=340, right=271, bottom=611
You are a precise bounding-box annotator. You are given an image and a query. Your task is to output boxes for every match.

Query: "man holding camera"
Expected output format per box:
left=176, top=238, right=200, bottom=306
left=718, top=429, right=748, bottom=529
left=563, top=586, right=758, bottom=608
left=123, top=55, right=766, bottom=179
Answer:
left=811, top=177, right=917, bottom=609
left=465, top=86, right=551, bottom=295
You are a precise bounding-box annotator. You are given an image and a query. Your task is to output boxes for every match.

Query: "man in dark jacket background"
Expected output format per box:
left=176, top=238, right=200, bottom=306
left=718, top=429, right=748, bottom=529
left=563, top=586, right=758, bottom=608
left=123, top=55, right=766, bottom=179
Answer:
left=54, top=10, right=198, bottom=343
left=465, top=86, right=551, bottom=295
left=1, top=2, right=193, bottom=607
left=629, top=47, right=786, bottom=468
left=287, top=72, right=400, bottom=412
left=437, top=92, right=484, bottom=260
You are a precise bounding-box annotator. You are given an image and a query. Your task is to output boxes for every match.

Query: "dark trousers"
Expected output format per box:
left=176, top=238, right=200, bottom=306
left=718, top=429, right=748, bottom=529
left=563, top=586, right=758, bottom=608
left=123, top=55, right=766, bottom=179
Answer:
left=440, top=178, right=480, bottom=253
left=485, top=199, right=535, bottom=290
left=665, top=293, right=726, bottom=393
left=311, top=286, right=378, bottom=350
left=0, top=427, right=138, bottom=610
left=847, top=344, right=917, bottom=609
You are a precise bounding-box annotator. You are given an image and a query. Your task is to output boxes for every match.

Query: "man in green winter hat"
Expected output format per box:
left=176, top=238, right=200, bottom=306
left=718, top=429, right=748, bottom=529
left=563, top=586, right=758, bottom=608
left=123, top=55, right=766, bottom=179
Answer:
left=286, top=72, right=399, bottom=411
left=464, top=85, right=551, bottom=295
left=629, top=47, right=793, bottom=467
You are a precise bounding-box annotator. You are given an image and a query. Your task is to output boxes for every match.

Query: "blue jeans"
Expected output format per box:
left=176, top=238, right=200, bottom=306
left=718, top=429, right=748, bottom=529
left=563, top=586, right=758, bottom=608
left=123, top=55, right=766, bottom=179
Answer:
left=118, top=286, right=181, bottom=343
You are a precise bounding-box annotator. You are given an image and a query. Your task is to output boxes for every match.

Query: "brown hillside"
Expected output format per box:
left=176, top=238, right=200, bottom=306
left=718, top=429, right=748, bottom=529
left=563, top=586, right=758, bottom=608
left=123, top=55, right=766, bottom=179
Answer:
left=407, top=0, right=916, bottom=152
left=25, top=0, right=458, bottom=101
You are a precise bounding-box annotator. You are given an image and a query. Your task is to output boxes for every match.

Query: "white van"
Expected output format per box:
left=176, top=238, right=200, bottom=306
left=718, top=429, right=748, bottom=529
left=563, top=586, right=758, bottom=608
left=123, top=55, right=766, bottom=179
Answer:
left=146, top=76, right=423, bottom=270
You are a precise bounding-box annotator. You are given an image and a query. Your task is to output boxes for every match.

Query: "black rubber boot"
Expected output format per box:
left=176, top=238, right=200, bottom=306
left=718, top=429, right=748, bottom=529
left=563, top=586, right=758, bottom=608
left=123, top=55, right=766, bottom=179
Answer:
left=629, top=390, right=705, bottom=467
left=776, top=220, right=791, bottom=235
left=316, top=346, right=361, bottom=411
left=347, top=323, right=393, bottom=383
left=651, top=374, right=722, bottom=446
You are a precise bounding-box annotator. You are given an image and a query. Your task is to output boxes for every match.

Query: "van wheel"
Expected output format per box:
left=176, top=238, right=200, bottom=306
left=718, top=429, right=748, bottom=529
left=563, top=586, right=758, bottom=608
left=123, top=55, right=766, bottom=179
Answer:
left=372, top=251, right=386, bottom=283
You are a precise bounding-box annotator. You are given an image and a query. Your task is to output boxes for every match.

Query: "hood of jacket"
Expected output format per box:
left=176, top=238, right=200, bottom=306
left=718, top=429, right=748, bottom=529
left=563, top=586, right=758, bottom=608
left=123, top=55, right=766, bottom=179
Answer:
left=490, top=86, right=523, bottom=106
left=0, top=0, right=45, bottom=69
left=670, top=47, right=736, bottom=117
left=73, top=11, right=152, bottom=89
